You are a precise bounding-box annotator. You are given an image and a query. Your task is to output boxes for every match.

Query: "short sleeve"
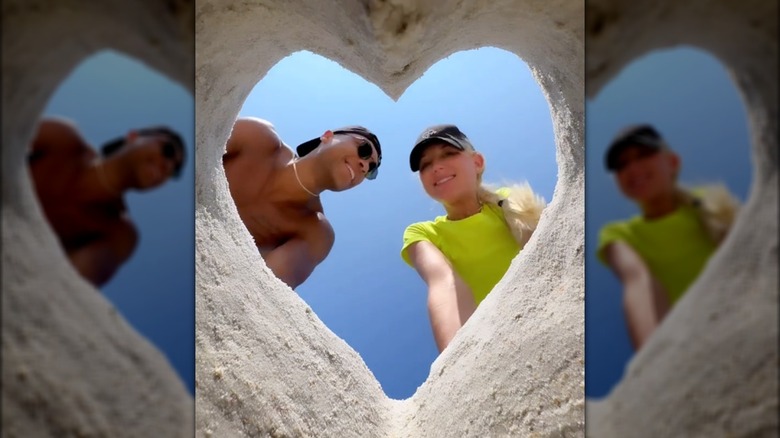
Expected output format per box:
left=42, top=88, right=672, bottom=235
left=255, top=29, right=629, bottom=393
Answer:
left=597, top=222, right=626, bottom=264
left=400, top=222, right=433, bottom=266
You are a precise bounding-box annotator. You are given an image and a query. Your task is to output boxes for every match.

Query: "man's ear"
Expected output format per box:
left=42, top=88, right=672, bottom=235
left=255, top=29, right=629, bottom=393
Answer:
left=125, top=130, right=139, bottom=145
left=320, top=130, right=334, bottom=144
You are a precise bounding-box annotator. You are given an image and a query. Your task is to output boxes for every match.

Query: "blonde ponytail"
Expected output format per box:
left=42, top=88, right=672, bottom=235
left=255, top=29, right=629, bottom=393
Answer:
left=674, top=183, right=740, bottom=244
left=478, top=182, right=546, bottom=248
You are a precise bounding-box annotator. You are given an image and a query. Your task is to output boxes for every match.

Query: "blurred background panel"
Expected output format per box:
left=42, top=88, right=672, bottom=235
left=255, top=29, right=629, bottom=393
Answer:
left=585, top=46, right=751, bottom=398
left=41, top=50, right=195, bottom=394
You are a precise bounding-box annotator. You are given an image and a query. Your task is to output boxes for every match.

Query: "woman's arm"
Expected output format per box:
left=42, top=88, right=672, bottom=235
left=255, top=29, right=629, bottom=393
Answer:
left=602, top=241, right=671, bottom=350
left=406, top=241, right=476, bottom=352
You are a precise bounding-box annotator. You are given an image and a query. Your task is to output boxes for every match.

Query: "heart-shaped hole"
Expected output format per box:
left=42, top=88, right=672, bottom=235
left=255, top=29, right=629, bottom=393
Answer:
left=233, top=47, right=557, bottom=399
left=585, top=46, right=752, bottom=398
left=33, top=49, right=195, bottom=394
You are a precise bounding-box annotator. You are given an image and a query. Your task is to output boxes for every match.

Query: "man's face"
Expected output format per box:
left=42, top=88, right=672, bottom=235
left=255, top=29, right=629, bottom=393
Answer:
left=321, top=134, right=379, bottom=191
left=121, top=132, right=184, bottom=190
left=613, top=144, right=679, bottom=202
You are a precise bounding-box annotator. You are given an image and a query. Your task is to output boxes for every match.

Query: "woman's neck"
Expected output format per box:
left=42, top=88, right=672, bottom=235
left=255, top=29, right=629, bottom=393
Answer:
left=640, top=190, right=682, bottom=219
left=444, top=195, right=482, bottom=221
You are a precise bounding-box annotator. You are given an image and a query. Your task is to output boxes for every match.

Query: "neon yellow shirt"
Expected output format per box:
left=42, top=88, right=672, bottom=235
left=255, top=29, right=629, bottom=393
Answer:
left=597, top=205, right=717, bottom=304
left=400, top=189, right=520, bottom=305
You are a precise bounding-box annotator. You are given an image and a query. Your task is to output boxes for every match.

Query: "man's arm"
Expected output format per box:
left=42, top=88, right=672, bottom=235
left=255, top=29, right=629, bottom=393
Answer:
left=224, top=117, right=282, bottom=160
left=66, top=217, right=139, bottom=287
left=406, top=241, right=476, bottom=353
left=602, top=241, right=671, bottom=350
left=261, top=214, right=335, bottom=289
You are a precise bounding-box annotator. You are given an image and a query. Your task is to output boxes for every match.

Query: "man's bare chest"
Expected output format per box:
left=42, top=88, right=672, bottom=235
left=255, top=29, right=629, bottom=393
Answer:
left=225, top=147, right=320, bottom=250
left=31, top=159, right=127, bottom=243
left=237, top=200, right=314, bottom=249
left=37, top=193, right=128, bottom=248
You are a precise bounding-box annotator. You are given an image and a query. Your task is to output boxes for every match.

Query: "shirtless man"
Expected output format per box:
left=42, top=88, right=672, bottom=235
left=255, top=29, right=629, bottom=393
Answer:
left=223, top=117, right=382, bottom=289
left=28, top=117, right=186, bottom=287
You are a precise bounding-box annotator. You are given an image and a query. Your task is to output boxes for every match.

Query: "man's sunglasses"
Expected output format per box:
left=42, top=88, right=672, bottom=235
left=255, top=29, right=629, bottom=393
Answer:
left=161, top=141, right=184, bottom=178
left=357, top=141, right=379, bottom=180
left=101, top=136, right=184, bottom=179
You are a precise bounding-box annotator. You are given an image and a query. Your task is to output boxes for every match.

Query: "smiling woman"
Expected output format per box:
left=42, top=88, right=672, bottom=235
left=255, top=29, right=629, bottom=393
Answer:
left=584, top=1, right=777, bottom=435
left=402, top=124, right=546, bottom=354
left=236, top=48, right=558, bottom=400
left=585, top=46, right=753, bottom=400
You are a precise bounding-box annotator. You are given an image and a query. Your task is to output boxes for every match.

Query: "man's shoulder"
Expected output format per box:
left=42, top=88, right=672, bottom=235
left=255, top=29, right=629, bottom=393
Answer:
left=233, top=117, right=277, bottom=136
left=224, top=118, right=292, bottom=188
left=29, top=117, right=93, bottom=161
left=229, top=117, right=285, bottom=156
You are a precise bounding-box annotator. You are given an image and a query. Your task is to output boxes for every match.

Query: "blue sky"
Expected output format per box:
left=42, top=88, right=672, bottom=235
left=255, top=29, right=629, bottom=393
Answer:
left=43, top=51, right=195, bottom=394
left=240, top=47, right=558, bottom=400
left=585, top=47, right=751, bottom=398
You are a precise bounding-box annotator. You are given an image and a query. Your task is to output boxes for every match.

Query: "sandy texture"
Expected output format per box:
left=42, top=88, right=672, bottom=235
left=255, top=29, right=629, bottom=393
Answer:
left=195, top=0, right=584, bottom=436
left=2, top=1, right=194, bottom=436
left=585, top=1, right=779, bottom=437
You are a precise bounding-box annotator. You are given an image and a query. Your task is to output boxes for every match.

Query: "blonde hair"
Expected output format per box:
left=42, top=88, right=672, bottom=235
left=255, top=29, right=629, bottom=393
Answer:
left=674, top=183, right=740, bottom=244
left=477, top=181, right=546, bottom=248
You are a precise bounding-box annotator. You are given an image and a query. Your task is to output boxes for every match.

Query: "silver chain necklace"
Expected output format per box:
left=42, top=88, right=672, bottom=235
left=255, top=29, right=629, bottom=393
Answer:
left=292, top=158, right=318, bottom=198
left=95, top=158, right=121, bottom=196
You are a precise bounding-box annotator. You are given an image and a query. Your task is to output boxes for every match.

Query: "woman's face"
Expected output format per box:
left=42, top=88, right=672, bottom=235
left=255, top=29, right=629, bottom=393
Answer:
left=418, top=143, right=484, bottom=203
left=614, top=145, right=679, bottom=202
